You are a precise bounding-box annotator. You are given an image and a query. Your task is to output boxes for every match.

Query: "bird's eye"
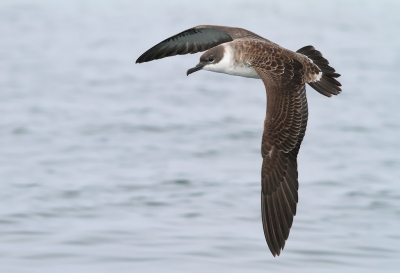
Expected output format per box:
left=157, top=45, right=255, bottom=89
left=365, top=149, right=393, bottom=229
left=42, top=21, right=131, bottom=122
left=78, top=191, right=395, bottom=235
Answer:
left=208, top=57, right=214, bottom=62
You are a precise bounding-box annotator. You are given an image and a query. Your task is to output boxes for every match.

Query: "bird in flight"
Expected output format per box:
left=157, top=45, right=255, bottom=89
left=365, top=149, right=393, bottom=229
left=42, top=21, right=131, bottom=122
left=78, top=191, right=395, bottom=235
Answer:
left=136, top=25, right=341, bottom=256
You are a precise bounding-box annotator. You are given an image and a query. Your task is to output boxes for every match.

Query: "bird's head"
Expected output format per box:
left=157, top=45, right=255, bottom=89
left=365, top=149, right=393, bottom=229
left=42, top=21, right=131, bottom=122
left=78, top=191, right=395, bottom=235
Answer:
left=187, top=45, right=227, bottom=76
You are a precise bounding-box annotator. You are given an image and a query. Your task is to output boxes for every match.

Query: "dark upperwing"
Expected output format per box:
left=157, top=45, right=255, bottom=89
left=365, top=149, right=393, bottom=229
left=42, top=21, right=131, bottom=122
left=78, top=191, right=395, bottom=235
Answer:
left=136, top=25, right=268, bottom=64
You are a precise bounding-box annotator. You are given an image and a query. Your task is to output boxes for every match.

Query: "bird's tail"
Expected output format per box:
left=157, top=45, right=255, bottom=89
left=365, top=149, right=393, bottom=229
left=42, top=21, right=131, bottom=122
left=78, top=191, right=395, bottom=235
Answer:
left=297, top=45, right=341, bottom=97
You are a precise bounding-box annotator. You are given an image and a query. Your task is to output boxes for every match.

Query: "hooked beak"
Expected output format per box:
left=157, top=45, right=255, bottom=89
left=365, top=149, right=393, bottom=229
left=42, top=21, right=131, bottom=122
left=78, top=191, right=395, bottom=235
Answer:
left=187, top=64, right=204, bottom=76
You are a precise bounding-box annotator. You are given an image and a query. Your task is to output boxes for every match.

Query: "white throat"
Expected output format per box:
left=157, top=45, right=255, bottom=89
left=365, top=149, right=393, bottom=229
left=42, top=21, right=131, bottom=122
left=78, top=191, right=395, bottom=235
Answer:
left=203, top=45, right=260, bottom=79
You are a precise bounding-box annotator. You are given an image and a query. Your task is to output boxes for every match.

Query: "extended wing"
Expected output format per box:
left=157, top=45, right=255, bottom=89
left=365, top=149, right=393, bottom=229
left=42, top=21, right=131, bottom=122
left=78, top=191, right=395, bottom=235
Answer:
left=250, top=44, right=308, bottom=256
left=136, top=25, right=267, bottom=63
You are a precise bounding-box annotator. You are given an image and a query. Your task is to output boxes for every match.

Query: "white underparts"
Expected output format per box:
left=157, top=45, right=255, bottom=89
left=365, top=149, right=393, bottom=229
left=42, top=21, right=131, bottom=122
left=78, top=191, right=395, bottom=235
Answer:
left=203, top=45, right=261, bottom=79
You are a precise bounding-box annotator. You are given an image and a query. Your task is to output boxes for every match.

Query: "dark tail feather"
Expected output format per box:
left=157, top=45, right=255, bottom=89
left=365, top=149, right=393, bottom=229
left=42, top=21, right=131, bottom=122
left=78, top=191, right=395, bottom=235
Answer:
left=297, top=45, right=342, bottom=97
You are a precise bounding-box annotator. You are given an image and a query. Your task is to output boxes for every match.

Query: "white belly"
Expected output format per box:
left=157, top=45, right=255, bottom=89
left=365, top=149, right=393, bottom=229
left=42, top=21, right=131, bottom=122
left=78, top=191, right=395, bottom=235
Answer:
left=224, top=64, right=260, bottom=79
left=204, top=62, right=260, bottom=79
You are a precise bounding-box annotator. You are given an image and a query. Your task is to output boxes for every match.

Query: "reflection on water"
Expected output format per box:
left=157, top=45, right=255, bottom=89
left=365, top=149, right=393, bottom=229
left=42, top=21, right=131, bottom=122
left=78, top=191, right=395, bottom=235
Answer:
left=1, top=0, right=400, bottom=272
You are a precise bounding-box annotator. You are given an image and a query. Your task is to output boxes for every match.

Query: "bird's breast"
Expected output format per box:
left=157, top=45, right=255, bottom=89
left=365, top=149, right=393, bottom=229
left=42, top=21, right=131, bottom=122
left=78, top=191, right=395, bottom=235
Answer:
left=226, top=64, right=261, bottom=79
left=204, top=64, right=261, bottom=79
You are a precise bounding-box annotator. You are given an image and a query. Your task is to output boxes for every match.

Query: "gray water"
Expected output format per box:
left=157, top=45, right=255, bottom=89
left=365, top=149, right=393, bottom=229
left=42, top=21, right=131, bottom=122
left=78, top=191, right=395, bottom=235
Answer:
left=1, top=0, right=400, bottom=272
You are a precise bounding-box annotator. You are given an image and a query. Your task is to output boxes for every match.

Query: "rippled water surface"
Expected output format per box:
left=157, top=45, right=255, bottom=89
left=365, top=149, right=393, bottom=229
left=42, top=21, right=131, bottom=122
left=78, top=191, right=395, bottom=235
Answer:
left=1, top=0, right=400, bottom=272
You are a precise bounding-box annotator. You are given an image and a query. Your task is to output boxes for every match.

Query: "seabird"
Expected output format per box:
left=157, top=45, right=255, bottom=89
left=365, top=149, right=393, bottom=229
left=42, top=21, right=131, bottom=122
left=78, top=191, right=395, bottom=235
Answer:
left=136, top=25, right=341, bottom=256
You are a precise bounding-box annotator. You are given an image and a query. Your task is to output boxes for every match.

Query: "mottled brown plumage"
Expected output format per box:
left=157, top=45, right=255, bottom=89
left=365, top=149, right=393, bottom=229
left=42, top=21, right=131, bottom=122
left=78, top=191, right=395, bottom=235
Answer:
left=230, top=39, right=309, bottom=256
left=136, top=25, right=341, bottom=257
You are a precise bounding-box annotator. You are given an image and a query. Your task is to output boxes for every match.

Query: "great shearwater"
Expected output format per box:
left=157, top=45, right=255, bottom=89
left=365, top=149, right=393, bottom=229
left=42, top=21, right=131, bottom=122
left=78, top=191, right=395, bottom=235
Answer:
left=136, top=25, right=341, bottom=256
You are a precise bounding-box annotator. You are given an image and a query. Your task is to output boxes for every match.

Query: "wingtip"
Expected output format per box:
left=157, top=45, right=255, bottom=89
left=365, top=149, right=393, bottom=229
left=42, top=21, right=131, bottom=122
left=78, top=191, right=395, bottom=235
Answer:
left=271, top=250, right=281, bottom=257
left=136, top=54, right=149, bottom=64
